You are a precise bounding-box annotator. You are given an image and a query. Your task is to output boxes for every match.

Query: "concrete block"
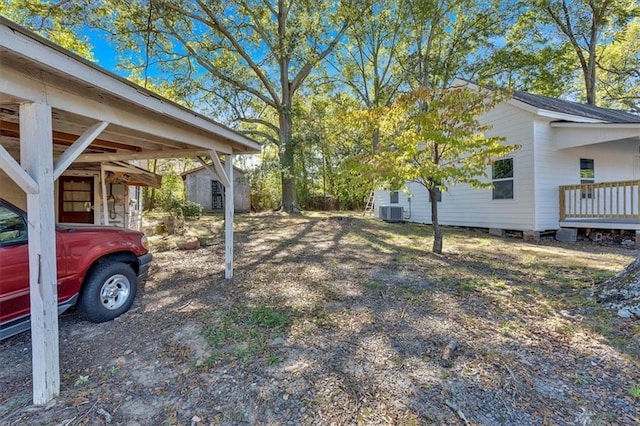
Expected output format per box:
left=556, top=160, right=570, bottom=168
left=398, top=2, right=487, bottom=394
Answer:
left=556, top=228, right=577, bottom=243
left=523, top=230, right=540, bottom=242
left=489, top=228, right=505, bottom=237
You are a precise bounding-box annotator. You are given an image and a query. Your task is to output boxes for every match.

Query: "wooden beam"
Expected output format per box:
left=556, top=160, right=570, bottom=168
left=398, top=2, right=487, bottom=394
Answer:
left=53, top=121, right=109, bottom=180
left=0, top=143, right=38, bottom=194
left=74, top=149, right=211, bottom=163
left=20, top=102, right=59, bottom=405
left=1, top=120, right=134, bottom=153
left=210, top=150, right=230, bottom=188
left=0, top=67, right=236, bottom=153
left=196, top=156, right=218, bottom=177
left=224, top=154, right=234, bottom=279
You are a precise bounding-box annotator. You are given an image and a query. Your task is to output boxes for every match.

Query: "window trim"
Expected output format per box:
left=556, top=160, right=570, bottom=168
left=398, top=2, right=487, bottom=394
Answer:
left=492, top=158, right=514, bottom=200
left=390, top=191, right=399, bottom=204
left=580, top=158, right=595, bottom=199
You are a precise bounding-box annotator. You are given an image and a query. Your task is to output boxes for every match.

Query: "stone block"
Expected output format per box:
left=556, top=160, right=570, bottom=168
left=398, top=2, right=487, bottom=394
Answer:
left=523, top=230, right=540, bottom=242
left=489, top=228, right=505, bottom=237
left=555, top=228, right=577, bottom=243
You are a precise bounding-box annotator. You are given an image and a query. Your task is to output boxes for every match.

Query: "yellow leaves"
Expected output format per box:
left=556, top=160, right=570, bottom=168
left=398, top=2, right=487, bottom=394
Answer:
left=370, top=85, right=519, bottom=189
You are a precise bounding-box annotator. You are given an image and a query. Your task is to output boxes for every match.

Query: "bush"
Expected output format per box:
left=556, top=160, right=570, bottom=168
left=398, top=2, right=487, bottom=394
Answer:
left=166, top=197, right=202, bottom=218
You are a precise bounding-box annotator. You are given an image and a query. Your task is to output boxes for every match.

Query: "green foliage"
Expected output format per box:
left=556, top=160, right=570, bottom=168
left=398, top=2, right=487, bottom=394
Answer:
left=0, top=0, right=95, bottom=60
left=485, top=0, right=640, bottom=105
left=249, top=306, right=292, bottom=331
left=90, top=0, right=362, bottom=212
left=373, top=85, right=519, bottom=252
left=596, top=18, right=640, bottom=112
left=402, top=0, right=510, bottom=91
left=166, top=198, right=202, bottom=218
left=74, top=375, right=89, bottom=386
left=245, top=147, right=282, bottom=211
left=201, top=305, right=292, bottom=366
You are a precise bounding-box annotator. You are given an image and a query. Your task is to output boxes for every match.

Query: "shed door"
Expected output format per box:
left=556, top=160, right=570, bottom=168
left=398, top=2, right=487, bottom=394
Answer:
left=212, top=180, right=224, bottom=211
left=58, top=176, right=95, bottom=223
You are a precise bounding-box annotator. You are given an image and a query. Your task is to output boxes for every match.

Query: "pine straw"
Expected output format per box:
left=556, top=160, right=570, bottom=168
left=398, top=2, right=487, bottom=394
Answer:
left=1, top=212, right=639, bottom=425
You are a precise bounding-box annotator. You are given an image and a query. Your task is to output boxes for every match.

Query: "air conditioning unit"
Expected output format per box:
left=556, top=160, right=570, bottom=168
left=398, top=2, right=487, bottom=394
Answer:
left=379, top=206, right=404, bottom=222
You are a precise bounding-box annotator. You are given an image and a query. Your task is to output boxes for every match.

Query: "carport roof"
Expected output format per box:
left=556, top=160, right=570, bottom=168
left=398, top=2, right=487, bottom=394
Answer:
left=0, top=16, right=261, bottom=162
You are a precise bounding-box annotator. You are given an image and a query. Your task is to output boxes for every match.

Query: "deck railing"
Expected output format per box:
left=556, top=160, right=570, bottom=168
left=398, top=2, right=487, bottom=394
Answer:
left=559, top=180, right=640, bottom=220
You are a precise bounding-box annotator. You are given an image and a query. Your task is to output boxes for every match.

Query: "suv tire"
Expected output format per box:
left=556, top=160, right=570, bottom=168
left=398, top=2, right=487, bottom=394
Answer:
left=78, top=261, right=138, bottom=323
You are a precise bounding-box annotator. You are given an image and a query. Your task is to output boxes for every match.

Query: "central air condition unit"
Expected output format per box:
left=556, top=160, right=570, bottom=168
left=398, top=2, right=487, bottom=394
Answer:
left=379, top=206, right=404, bottom=222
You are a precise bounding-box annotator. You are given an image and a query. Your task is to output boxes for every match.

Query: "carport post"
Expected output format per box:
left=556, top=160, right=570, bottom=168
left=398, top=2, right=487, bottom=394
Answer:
left=20, top=102, right=60, bottom=404
left=224, top=155, right=234, bottom=279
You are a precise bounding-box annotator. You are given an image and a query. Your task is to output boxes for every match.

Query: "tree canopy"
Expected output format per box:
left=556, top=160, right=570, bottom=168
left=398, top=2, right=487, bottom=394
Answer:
left=371, top=85, right=519, bottom=253
left=2, top=0, right=639, bottom=221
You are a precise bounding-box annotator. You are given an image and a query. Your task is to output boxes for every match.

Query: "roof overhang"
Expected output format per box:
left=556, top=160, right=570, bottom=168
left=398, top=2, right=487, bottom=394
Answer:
left=506, top=99, right=605, bottom=123
left=0, top=17, right=261, bottom=165
left=550, top=122, right=640, bottom=149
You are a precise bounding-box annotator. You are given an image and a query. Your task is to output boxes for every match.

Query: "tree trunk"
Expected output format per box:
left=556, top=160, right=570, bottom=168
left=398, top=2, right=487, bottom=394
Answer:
left=593, top=257, right=640, bottom=319
left=430, top=187, right=442, bottom=254
left=278, top=102, right=300, bottom=213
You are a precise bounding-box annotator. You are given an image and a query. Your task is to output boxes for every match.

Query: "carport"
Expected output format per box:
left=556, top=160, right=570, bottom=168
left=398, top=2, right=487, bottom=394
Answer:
left=0, top=17, right=261, bottom=404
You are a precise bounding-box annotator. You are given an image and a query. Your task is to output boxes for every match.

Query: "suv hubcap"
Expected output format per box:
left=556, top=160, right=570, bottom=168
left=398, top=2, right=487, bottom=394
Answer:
left=100, top=274, right=131, bottom=310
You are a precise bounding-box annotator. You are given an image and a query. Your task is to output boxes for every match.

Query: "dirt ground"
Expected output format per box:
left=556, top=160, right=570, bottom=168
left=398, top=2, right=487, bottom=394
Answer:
left=1, top=212, right=639, bottom=425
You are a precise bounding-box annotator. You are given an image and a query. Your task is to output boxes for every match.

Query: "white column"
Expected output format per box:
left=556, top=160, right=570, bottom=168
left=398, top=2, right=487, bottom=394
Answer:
left=101, top=164, right=109, bottom=226
left=20, top=102, right=59, bottom=404
left=224, top=155, right=234, bottom=279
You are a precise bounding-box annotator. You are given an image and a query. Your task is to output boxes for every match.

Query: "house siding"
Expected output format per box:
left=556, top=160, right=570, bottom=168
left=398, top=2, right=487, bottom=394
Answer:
left=535, top=124, right=639, bottom=230
left=376, top=102, right=538, bottom=230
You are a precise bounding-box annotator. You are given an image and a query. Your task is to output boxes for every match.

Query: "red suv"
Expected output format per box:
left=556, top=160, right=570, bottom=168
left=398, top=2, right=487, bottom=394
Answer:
left=0, top=199, right=152, bottom=340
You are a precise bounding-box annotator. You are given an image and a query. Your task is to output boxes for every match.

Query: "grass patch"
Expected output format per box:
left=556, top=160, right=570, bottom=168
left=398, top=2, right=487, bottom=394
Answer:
left=201, top=305, right=293, bottom=366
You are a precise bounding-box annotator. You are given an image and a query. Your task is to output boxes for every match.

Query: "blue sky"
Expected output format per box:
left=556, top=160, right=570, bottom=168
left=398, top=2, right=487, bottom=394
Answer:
left=82, top=27, right=125, bottom=75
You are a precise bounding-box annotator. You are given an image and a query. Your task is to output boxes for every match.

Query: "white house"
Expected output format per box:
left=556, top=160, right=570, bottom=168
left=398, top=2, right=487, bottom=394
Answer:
left=374, top=81, right=640, bottom=240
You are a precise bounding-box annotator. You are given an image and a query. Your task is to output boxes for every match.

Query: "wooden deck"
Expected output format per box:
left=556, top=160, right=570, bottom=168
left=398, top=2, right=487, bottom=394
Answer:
left=559, top=218, right=640, bottom=230
left=559, top=181, right=640, bottom=229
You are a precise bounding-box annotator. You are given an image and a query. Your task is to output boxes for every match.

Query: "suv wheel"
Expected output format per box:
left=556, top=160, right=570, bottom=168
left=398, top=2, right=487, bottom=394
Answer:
left=78, top=262, right=138, bottom=323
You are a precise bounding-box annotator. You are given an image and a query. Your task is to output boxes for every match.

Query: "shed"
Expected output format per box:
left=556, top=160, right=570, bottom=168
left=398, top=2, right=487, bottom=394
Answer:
left=0, top=17, right=261, bottom=405
left=182, top=164, right=251, bottom=213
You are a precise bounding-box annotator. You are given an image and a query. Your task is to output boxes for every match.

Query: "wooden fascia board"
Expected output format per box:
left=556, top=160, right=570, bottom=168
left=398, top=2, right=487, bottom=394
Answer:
left=505, top=98, right=605, bottom=123
left=550, top=122, right=640, bottom=129
left=74, top=149, right=212, bottom=163
left=0, top=21, right=261, bottom=153
left=1, top=67, right=234, bottom=154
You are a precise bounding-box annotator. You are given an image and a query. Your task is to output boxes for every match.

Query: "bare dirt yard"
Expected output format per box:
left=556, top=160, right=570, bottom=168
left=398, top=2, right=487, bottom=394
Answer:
left=1, top=212, right=639, bottom=425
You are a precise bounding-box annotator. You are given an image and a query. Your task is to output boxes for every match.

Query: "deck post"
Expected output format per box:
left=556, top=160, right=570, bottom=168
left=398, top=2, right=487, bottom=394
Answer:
left=21, top=102, right=60, bottom=404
